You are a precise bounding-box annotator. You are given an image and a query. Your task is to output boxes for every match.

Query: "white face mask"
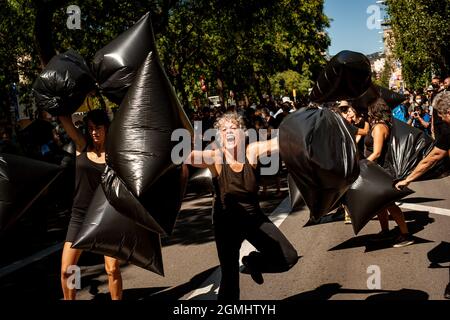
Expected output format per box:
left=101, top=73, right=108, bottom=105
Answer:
left=416, top=99, right=422, bottom=104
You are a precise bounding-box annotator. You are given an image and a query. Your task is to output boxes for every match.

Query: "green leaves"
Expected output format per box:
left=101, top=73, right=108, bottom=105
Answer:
left=1, top=0, right=330, bottom=121
left=386, top=0, right=450, bottom=89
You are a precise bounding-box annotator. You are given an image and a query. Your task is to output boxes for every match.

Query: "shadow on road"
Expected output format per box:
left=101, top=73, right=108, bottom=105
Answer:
left=400, top=197, right=445, bottom=204
left=284, top=283, right=429, bottom=300
left=328, top=210, right=435, bottom=252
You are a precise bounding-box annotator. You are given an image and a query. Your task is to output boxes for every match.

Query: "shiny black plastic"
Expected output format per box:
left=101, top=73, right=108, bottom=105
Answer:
left=353, top=84, right=407, bottom=110
left=71, top=186, right=164, bottom=275
left=279, top=108, right=360, bottom=219
left=32, top=49, right=96, bottom=116
left=287, top=174, right=303, bottom=212
left=310, top=51, right=372, bottom=103
left=188, top=167, right=213, bottom=194
left=384, top=119, right=434, bottom=180
left=91, top=12, right=154, bottom=105
left=344, top=160, right=414, bottom=235
left=102, top=165, right=188, bottom=235
left=106, top=49, right=193, bottom=200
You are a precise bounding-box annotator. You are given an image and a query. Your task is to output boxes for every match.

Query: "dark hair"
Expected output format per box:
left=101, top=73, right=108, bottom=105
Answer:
left=368, top=98, right=391, bottom=123
left=84, top=109, right=110, bottom=128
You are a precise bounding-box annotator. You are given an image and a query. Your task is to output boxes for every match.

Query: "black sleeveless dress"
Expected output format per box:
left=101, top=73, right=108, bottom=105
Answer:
left=65, top=152, right=105, bottom=242
left=364, top=122, right=390, bottom=167
left=212, top=155, right=298, bottom=300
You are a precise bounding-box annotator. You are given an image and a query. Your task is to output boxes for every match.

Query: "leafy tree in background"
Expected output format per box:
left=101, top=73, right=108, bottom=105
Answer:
left=385, top=0, right=450, bottom=89
left=0, top=0, right=329, bottom=125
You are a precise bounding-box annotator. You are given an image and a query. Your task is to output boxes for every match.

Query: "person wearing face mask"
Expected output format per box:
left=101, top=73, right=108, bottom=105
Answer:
left=443, top=77, right=450, bottom=92
left=185, top=112, right=298, bottom=300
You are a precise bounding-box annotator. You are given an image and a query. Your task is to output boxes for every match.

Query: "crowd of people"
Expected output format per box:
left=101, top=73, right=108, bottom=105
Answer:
left=1, top=74, right=449, bottom=300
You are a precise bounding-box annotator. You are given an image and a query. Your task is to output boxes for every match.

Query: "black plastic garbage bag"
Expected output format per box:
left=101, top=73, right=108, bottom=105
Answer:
left=279, top=108, right=359, bottom=219
left=353, top=84, right=407, bottom=110
left=33, top=49, right=96, bottom=116
left=72, top=187, right=164, bottom=275
left=343, top=160, right=414, bottom=235
left=102, top=165, right=188, bottom=235
left=91, top=12, right=154, bottom=105
left=310, top=50, right=372, bottom=103
left=0, top=153, right=62, bottom=231
left=106, top=48, right=192, bottom=199
left=287, top=174, right=303, bottom=212
left=187, top=167, right=213, bottom=194
left=384, top=119, right=435, bottom=180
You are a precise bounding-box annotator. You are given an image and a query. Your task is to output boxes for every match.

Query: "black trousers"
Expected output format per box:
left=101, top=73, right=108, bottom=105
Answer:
left=213, top=200, right=298, bottom=301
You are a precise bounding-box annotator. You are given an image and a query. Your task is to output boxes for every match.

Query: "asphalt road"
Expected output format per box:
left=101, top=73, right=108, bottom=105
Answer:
left=1, top=175, right=449, bottom=301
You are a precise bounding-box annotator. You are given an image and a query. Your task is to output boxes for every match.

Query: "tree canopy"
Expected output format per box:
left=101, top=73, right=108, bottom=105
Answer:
left=385, top=0, right=450, bottom=89
left=0, top=0, right=330, bottom=125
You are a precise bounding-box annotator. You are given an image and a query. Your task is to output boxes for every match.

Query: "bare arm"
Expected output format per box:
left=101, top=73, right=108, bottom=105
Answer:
left=246, top=136, right=279, bottom=166
left=58, top=115, right=86, bottom=153
left=416, top=115, right=430, bottom=128
left=395, top=146, right=447, bottom=189
left=366, top=124, right=388, bottom=162
left=184, top=149, right=218, bottom=168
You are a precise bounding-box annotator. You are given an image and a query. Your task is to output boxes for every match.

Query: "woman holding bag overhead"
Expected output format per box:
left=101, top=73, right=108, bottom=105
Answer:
left=58, top=109, right=123, bottom=300
left=365, top=98, right=414, bottom=248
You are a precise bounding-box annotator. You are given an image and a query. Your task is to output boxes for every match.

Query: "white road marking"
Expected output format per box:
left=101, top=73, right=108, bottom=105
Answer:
left=397, top=203, right=450, bottom=217
left=186, top=197, right=292, bottom=300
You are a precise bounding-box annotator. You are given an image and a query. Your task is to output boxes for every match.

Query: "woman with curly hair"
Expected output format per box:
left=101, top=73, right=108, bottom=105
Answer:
left=185, top=112, right=298, bottom=300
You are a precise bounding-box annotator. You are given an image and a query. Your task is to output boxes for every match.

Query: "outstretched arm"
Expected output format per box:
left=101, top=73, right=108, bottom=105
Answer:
left=246, top=136, right=279, bottom=166
left=58, top=115, right=86, bottom=153
left=395, top=146, right=447, bottom=189
left=185, top=149, right=218, bottom=168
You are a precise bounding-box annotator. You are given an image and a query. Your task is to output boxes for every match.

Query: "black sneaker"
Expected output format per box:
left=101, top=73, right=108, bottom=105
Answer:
left=241, top=256, right=264, bottom=285
left=393, top=233, right=415, bottom=248
left=445, top=282, right=450, bottom=300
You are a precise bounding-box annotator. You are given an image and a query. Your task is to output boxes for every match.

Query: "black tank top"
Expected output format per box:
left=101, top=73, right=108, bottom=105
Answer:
left=72, top=152, right=105, bottom=214
left=213, top=154, right=260, bottom=212
left=364, top=122, right=390, bottom=166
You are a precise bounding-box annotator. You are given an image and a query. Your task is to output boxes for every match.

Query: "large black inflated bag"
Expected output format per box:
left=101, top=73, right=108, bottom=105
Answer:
left=102, top=167, right=166, bottom=235
left=344, top=160, right=414, bottom=235
left=188, top=167, right=213, bottom=194
left=309, top=50, right=372, bottom=103
left=102, top=165, right=188, bottom=235
left=353, top=84, right=406, bottom=110
left=0, top=153, right=62, bottom=232
left=279, top=108, right=359, bottom=219
left=71, top=187, right=164, bottom=275
left=33, top=49, right=96, bottom=116
left=91, top=12, right=154, bottom=105
left=287, top=174, right=303, bottom=212
left=384, top=119, right=434, bottom=180
left=106, top=48, right=192, bottom=200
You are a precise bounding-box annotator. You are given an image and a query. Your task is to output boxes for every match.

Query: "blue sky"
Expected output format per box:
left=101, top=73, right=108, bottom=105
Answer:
left=324, top=0, right=386, bottom=55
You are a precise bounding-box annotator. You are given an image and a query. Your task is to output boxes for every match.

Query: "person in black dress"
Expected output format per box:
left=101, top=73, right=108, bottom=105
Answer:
left=59, top=109, right=123, bottom=300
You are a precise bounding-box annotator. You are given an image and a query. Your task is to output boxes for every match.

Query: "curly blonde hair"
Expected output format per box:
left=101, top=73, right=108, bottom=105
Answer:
left=214, top=112, right=247, bottom=131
